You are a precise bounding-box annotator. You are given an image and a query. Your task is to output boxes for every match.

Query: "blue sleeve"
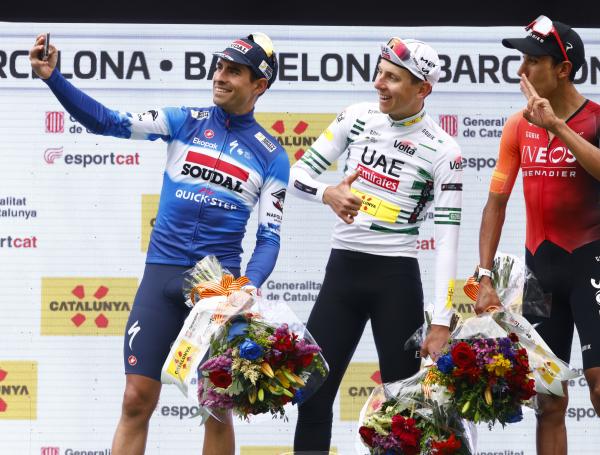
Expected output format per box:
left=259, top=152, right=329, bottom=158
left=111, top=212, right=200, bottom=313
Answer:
left=43, top=69, right=182, bottom=141
left=244, top=150, right=291, bottom=287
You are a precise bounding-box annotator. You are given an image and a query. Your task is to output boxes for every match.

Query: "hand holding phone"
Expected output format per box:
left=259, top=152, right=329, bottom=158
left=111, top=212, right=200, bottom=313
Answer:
left=43, top=33, right=50, bottom=60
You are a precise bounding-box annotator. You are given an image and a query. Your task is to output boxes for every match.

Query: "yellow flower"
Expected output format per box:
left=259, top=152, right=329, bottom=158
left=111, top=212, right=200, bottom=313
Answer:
left=486, top=354, right=511, bottom=377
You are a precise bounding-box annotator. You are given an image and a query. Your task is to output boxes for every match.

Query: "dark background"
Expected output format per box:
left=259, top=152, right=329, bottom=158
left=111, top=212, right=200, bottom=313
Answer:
left=1, top=0, right=597, bottom=27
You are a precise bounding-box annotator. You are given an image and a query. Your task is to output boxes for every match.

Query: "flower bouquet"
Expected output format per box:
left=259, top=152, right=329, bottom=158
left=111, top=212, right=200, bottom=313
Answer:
left=357, top=371, right=473, bottom=454
left=426, top=333, right=535, bottom=427
left=197, top=309, right=328, bottom=420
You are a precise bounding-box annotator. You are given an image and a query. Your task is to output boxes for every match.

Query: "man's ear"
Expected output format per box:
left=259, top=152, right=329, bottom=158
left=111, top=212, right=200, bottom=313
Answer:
left=419, top=81, right=433, bottom=99
left=557, top=60, right=573, bottom=80
left=254, top=78, right=268, bottom=97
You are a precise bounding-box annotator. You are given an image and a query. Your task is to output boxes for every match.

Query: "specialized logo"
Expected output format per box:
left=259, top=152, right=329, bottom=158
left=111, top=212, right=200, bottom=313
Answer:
left=190, top=109, right=210, bottom=121
left=128, top=320, right=141, bottom=350
left=357, top=163, right=399, bottom=192
left=439, top=114, right=458, bottom=137
left=351, top=188, right=401, bottom=223
left=45, top=111, right=64, bottom=133
left=592, top=278, right=600, bottom=315
left=204, top=129, right=215, bottom=139
left=271, top=188, right=286, bottom=212
left=44, top=147, right=64, bottom=164
left=339, top=362, right=381, bottom=421
left=253, top=131, right=277, bottom=153
left=0, top=361, right=37, bottom=420
left=255, top=113, right=337, bottom=169
left=41, top=278, right=137, bottom=336
left=181, top=151, right=248, bottom=193
left=141, top=194, right=159, bottom=252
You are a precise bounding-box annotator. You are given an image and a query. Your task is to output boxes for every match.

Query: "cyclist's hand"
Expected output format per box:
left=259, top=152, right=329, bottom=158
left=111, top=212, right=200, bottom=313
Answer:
left=29, top=34, right=57, bottom=79
left=322, top=170, right=362, bottom=224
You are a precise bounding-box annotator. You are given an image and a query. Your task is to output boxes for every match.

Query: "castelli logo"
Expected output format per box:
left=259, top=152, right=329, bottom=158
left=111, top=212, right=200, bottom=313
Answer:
left=128, top=355, right=138, bottom=366
left=204, top=129, right=215, bottom=139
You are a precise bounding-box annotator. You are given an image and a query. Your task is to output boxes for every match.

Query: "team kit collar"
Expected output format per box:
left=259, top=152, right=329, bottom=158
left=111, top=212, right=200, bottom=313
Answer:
left=387, top=107, right=426, bottom=128
left=213, top=105, right=256, bottom=128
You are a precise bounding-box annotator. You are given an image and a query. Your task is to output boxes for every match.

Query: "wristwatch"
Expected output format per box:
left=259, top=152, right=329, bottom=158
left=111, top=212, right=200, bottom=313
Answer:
left=473, top=265, right=493, bottom=283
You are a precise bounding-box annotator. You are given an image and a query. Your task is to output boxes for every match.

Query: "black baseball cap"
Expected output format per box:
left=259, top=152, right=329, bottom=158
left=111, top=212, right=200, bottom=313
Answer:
left=502, top=17, right=585, bottom=75
left=214, top=32, right=278, bottom=88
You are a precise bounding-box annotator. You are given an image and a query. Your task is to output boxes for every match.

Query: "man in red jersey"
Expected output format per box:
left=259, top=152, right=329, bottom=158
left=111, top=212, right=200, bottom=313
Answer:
left=475, top=15, right=600, bottom=455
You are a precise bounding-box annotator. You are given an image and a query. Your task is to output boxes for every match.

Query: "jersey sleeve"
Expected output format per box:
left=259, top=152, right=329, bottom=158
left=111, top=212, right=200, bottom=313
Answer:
left=288, top=107, right=355, bottom=202
left=244, top=150, right=291, bottom=287
left=489, top=113, right=522, bottom=194
left=431, top=141, right=463, bottom=326
left=43, top=69, right=187, bottom=142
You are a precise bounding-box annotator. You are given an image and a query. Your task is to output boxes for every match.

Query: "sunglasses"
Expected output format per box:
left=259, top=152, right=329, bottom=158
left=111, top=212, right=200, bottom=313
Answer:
left=381, top=38, right=427, bottom=81
left=525, top=15, right=569, bottom=62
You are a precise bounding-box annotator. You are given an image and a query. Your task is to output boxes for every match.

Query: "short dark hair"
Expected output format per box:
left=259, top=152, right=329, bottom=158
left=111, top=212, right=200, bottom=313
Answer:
left=550, top=55, right=576, bottom=82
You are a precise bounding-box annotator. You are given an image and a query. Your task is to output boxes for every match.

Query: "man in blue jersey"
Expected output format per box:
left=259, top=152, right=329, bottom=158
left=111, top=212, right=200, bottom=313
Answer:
left=30, top=32, right=289, bottom=455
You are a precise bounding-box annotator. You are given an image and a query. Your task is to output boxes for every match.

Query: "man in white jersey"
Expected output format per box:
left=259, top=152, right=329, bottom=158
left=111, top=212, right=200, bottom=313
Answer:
left=289, top=38, right=463, bottom=453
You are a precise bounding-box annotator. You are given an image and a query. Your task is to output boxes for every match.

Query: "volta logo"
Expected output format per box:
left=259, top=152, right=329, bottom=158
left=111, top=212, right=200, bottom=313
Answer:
left=45, top=111, right=64, bottom=133
left=0, top=361, right=38, bottom=420
left=439, top=114, right=458, bottom=137
left=44, top=147, right=64, bottom=164
left=41, top=278, right=137, bottom=336
left=204, top=129, right=215, bottom=139
left=339, top=362, right=381, bottom=421
left=255, top=113, right=338, bottom=169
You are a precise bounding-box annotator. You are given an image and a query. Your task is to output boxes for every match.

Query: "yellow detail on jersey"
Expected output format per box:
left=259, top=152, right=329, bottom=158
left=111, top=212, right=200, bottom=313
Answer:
left=324, top=128, right=334, bottom=141
left=446, top=279, right=455, bottom=309
left=350, top=188, right=401, bottom=222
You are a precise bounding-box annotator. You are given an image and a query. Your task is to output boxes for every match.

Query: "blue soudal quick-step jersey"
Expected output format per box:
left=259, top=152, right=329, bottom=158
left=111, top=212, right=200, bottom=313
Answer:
left=44, top=70, right=290, bottom=287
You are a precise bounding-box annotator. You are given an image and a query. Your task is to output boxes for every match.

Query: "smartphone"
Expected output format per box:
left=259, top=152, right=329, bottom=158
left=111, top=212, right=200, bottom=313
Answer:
left=43, top=33, right=50, bottom=59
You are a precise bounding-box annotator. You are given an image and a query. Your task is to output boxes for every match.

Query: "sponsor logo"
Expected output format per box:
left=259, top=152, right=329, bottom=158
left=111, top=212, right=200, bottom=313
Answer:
left=137, top=109, right=158, bottom=121
left=421, top=128, right=435, bottom=140
left=439, top=114, right=458, bottom=137
left=357, top=163, right=399, bottom=192
left=521, top=145, right=577, bottom=178
left=258, top=60, right=273, bottom=79
left=128, top=355, right=138, bottom=366
left=441, top=183, right=463, bottom=191
left=192, top=137, right=218, bottom=150
left=566, top=42, right=573, bottom=51
left=361, top=146, right=404, bottom=178
left=0, top=235, right=37, bottom=248
left=165, top=339, right=198, bottom=382
left=582, top=344, right=592, bottom=352
left=525, top=130, right=540, bottom=140
left=44, top=147, right=63, bottom=164
left=127, top=320, right=141, bottom=350
left=255, top=113, right=337, bottom=169
left=0, top=361, right=37, bottom=420
left=230, top=40, right=252, bottom=54
left=271, top=188, right=286, bottom=212
left=452, top=278, right=476, bottom=319
left=449, top=158, right=463, bottom=171
left=204, top=129, right=215, bottom=139
left=41, top=448, right=60, bottom=455
left=592, top=279, right=600, bottom=316
left=393, top=140, right=416, bottom=156
left=45, top=111, right=64, bottom=133
left=190, top=109, right=209, bottom=121
left=175, top=189, right=238, bottom=210
left=351, top=188, right=401, bottom=222
left=141, top=194, right=159, bottom=252
left=253, top=131, right=277, bottom=153
left=340, top=363, right=382, bottom=421
left=228, top=139, right=248, bottom=157
left=460, top=157, right=497, bottom=171
left=336, top=111, right=345, bottom=123
left=181, top=151, right=248, bottom=193
left=44, top=148, right=140, bottom=167
left=41, top=278, right=137, bottom=336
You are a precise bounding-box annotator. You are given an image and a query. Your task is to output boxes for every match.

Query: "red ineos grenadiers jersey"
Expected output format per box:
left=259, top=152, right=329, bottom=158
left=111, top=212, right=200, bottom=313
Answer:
left=43, top=70, right=290, bottom=287
left=490, top=100, right=600, bottom=253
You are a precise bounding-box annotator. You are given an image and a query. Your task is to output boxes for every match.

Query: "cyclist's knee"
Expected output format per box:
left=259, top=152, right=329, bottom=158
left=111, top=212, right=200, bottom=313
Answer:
left=536, top=394, right=568, bottom=423
left=121, top=380, right=159, bottom=420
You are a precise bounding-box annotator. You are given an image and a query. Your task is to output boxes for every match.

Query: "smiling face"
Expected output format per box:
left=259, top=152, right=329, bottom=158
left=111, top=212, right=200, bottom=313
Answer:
left=373, top=59, right=431, bottom=120
left=212, top=59, right=267, bottom=115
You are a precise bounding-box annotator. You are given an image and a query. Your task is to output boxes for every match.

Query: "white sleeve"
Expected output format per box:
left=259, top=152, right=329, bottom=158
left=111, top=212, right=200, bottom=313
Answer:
left=431, top=142, right=463, bottom=326
left=288, top=107, right=354, bottom=203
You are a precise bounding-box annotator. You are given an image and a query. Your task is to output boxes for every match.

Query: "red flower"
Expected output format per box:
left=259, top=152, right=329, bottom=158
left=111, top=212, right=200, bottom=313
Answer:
left=509, top=332, right=519, bottom=343
left=431, top=433, right=462, bottom=454
left=274, top=334, right=294, bottom=352
left=208, top=370, right=232, bottom=388
left=359, top=426, right=376, bottom=447
left=451, top=342, right=477, bottom=369
left=391, top=415, right=421, bottom=454
left=300, top=353, right=314, bottom=368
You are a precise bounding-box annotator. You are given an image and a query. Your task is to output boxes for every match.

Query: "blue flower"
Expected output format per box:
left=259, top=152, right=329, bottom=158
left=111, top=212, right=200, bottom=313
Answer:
left=292, top=389, right=306, bottom=405
left=506, top=407, right=523, bottom=423
left=436, top=353, right=455, bottom=374
left=239, top=338, right=264, bottom=360
left=227, top=320, right=249, bottom=342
